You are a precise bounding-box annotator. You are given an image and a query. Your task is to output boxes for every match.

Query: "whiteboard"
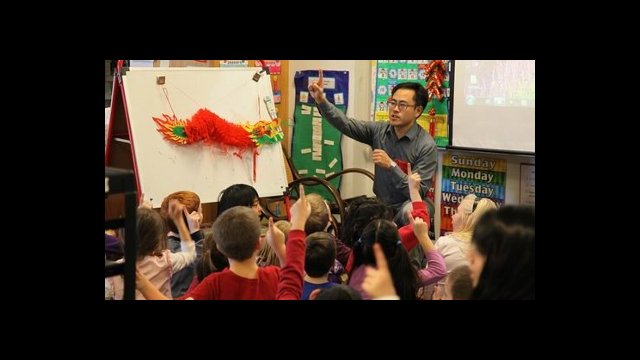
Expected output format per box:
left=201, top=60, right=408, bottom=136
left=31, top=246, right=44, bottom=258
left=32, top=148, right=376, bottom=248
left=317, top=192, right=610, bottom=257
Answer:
left=122, top=67, right=288, bottom=203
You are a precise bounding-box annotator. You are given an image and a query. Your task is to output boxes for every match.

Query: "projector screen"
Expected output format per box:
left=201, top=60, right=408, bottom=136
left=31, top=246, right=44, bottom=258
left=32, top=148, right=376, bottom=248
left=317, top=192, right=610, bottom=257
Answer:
left=452, top=60, right=535, bottom=153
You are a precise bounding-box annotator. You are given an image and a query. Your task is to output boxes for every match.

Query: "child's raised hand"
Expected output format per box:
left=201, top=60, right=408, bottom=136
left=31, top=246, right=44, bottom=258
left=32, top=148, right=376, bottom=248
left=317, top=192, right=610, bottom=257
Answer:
left=185, top=208, right=202, bottom=234
left=408, top=211, right=429, bottom=237
left=266, top=217, right=285, bottom=249
left=167, top=199, right=185, bottom=223
left=407, top=163, right=421, bottom=191
left=290, top=185, right=311, bottom=230
left=362, top=243, right=397, bottom=299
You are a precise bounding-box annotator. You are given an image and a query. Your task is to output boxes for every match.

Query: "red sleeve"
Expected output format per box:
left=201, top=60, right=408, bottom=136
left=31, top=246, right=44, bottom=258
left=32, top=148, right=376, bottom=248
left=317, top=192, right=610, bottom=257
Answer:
left=179, top=270, right=222, bottom=300
left=398, top=201, right=430, bottom=251
left=185, top=275, right=200, bottom=294
left=276, top=229, right=306, bottom=300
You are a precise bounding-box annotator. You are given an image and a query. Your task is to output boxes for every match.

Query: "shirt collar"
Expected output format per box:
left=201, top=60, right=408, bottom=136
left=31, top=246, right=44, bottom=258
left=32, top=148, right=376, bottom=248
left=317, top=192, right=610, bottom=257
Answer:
left=385, top=121, right=421, bottom=140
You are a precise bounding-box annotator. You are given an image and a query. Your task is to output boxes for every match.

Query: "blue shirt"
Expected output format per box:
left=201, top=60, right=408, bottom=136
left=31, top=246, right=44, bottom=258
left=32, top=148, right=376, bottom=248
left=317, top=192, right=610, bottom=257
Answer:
left=302, top=281, right=336, bottom=300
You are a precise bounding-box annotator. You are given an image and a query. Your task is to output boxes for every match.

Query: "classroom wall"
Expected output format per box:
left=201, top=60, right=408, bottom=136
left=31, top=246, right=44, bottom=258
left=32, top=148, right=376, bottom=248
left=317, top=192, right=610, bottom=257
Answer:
left=287, top=60, right=375, bottom=199
left=286, top=61, right=536, bottom=238
left=110, top=60, right=535, bottom=230
left=289, top=60, right=535, bottom=234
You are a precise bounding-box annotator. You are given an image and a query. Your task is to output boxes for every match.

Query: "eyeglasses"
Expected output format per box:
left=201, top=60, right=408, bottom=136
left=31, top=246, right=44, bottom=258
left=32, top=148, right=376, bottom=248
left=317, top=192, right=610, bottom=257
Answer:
left=386, top=99, right=417, bottom=111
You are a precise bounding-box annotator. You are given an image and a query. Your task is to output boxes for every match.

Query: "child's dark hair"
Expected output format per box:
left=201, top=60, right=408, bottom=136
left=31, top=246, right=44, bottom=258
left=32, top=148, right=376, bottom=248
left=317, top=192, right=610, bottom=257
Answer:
left=342, top=197, right=393, bottom=248
left=351, top=219, right=419, bottom=300
left=196, top=228, right=229, bottom=281
left=213, top=206, right=261, bottom=261
left=470, top=206, right=535, bottom=300
left=217, top=184, right=260, bottom=216
left=305, top=232, right=336, bottom=278
left=315, top=284, right=362, bottom=300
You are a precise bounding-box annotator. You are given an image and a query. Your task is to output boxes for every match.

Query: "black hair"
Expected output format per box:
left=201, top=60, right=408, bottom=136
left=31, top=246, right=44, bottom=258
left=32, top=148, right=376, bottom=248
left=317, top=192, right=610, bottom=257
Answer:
left=350, top=219, right=419, bottom=300
left=341, top=197, right=393, bottom=248
left=305, top=232, right=336, bottom=278
left=217, top=184, right=260, bottom=216
left=314, top=284, right=362, bottom=300
left=391, top=82, right=428, bottom=115
left=470, top=206, right=535, bottom=300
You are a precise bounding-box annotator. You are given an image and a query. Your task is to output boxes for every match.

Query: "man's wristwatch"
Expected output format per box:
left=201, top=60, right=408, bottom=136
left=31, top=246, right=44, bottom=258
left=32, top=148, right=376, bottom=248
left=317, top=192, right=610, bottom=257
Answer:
left=390, top=161, right=397, bottom=169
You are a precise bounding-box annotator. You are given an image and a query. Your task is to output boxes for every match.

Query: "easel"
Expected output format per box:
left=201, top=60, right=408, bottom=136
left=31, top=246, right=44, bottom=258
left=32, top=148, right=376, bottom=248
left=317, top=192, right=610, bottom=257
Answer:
left=105, top=62, right=290, bottom=226
left=105, top=61, right=137, bottom=300
left=105, top=60, right=140, bottom=195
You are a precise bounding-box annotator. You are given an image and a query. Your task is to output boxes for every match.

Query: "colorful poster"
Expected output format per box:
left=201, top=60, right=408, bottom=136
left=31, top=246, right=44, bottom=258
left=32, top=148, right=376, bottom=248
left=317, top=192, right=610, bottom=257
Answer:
left=372, top=60, right=450, bottom=148
left=291, top=70, right=349, bottom=201
left=440, top=153, right=506, bottom=236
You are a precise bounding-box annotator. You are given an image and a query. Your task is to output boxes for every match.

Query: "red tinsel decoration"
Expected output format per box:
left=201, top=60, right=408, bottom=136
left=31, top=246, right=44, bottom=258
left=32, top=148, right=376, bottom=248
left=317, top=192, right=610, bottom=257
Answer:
left=152, top=108, right=284, bottom=182
left=421, top=60, right=447, bottom=102
left=186, top=109, right=255, bottom=156
left=428, top=108, right=436, bottom=138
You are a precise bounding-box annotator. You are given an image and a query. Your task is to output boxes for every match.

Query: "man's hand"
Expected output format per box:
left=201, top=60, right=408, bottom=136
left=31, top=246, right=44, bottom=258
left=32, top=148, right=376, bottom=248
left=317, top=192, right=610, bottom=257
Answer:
left=372, top=149, right=395, bottom=169
left=307, top=69, right=326, bottom=104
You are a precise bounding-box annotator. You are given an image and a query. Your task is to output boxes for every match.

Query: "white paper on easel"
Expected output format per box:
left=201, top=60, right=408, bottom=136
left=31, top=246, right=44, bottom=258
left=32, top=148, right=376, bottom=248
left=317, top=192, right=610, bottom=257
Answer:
left=120, top=67, right=288, bottom=202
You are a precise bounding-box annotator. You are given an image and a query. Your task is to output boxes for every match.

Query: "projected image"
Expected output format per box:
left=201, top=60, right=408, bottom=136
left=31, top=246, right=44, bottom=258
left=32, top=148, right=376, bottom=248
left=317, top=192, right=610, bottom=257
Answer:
left=463, top=60, right=535, bottom=107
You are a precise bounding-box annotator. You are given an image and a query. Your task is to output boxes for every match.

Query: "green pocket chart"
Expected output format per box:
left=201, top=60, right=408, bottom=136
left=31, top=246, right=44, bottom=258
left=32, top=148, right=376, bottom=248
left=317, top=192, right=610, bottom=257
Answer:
left=292, top=70, right=349, bottom=201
